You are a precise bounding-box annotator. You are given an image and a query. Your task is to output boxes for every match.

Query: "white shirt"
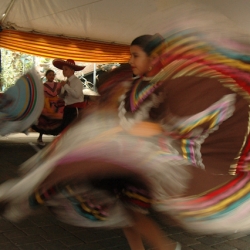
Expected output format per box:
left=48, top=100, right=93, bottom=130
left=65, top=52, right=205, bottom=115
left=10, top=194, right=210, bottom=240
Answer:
left=60, top=75, right=84, bottom=105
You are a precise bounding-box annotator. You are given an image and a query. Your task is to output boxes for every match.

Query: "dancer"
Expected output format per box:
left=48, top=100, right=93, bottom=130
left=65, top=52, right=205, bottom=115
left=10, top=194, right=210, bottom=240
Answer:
left=32, top=69, right=64, bottom=146
left=52, top=59, right=85, bottom=133
left=1, top=31, right=250, bottom=250
left=124, top=33, right=250, bottom=236
left=0, top=69, right=44, bottom=136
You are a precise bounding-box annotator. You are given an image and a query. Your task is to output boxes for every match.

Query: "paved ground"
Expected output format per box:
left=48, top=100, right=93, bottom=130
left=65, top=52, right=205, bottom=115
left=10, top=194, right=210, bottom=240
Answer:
left=0, top=133, right=250, bottom=249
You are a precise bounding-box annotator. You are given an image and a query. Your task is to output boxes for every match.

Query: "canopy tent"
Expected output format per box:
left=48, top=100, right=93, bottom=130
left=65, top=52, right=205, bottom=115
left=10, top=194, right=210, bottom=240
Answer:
left=1, top=0, right=250, bottom=62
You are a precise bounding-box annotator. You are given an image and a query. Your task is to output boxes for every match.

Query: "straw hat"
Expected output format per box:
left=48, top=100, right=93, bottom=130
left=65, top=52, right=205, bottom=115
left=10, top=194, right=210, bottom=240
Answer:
left=53, top=59, right=85, bottom=71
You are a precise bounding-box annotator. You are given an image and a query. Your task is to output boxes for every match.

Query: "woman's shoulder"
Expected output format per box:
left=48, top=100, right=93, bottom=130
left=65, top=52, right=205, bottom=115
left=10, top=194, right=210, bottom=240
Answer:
left=97, top=64, right=133, bottom=107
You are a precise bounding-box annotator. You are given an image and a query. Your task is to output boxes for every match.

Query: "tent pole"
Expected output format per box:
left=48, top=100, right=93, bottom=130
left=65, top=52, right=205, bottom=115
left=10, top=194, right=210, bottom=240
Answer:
left=93, top=63, right=96, bottom=90
left=0, top=0, right=17, bottom=25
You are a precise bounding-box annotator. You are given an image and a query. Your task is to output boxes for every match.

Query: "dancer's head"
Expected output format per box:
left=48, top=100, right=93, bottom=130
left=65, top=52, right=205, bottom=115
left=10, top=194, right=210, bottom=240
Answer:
left=52, top=59, right=85, bottom=78
left=129, top=34, right=165, bottom=76
left=45, top=69, right=55, bottom=82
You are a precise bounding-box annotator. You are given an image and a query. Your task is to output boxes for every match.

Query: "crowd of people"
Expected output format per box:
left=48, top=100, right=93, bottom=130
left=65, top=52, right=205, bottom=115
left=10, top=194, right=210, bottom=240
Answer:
left=1, top=30, right=250, bottom=250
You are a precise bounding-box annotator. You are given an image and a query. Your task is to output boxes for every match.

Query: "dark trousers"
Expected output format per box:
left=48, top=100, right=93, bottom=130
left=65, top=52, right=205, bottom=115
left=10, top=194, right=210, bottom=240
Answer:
left=52, top=106, right=81, bottom=135
left=61, top=106, right=78, bottom=130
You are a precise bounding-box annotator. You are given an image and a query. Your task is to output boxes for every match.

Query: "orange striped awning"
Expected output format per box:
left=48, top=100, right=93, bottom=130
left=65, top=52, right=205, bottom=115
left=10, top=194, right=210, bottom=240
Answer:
left=0, top=29, right=130, bottom=63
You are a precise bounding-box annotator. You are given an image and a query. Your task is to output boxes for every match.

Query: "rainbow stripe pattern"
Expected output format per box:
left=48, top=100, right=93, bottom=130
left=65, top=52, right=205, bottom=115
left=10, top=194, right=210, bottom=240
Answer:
left=167, top=172, right=250, bottom=233
left=130, top=30, right=250, bottom=173
left=4, top=72, right=39, bottom=121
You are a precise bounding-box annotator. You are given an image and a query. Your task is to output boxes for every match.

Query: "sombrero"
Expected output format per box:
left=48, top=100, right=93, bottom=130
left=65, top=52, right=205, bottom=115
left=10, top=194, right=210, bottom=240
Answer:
left=0, top=68, right=44, bottom=136
left=53, top=59, right=85, bottom=71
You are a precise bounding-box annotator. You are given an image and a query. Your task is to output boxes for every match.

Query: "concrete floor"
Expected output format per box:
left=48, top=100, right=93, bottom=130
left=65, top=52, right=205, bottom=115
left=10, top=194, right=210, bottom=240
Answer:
left=0, top=133, right=249, bottom=250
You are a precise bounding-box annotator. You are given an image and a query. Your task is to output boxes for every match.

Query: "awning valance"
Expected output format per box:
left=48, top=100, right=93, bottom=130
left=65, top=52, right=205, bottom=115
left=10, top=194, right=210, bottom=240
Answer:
left=0, top=29, right=130, bottom=63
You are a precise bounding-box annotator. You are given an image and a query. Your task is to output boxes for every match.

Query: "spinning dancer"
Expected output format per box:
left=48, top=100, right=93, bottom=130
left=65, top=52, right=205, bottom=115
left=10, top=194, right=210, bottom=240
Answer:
left=0, top=69, right=44, bottom=136
left=2, top=31, right=250, bottom=250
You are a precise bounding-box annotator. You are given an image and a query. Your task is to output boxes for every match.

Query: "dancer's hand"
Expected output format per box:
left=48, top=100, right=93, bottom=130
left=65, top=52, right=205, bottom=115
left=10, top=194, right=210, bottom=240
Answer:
left=60, top=81, right=67, bottom=87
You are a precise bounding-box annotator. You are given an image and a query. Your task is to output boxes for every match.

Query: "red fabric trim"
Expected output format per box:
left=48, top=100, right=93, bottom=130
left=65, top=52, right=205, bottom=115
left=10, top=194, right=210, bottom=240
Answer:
left=66, top=102, right=88, bottom=108
left=237, top=138, right=250, bottom=172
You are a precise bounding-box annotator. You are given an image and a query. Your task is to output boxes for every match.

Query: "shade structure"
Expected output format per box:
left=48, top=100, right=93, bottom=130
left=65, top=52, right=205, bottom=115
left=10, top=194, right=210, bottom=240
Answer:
left=0, top=30, right=130, bottom=63
left=1, top=0, right=250, bottom=61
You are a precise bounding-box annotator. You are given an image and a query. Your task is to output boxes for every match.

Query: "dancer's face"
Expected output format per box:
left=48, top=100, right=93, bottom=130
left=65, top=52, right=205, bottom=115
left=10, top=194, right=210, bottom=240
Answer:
left=46, top=71, right=55, bottom=82
left=62, top=66, right=74, bottom=78
left=129, top=45, right=152, bottom=76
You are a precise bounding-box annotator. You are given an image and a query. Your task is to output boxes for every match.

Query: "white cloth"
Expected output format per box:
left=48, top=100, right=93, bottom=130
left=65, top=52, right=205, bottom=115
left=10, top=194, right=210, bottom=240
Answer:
left=60, top=75, right=83, bottom=105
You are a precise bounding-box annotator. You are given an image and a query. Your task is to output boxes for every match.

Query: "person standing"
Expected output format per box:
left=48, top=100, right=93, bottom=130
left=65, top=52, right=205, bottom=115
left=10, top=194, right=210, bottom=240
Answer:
left=32, top=69, right=64, bottom=146
left=52, top=59, right=85, bottom=133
